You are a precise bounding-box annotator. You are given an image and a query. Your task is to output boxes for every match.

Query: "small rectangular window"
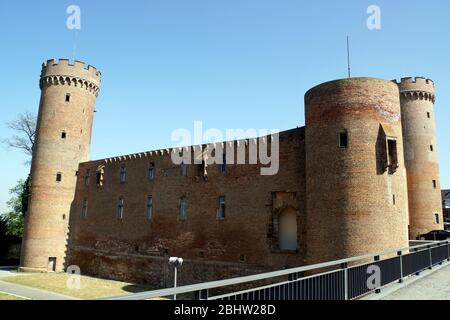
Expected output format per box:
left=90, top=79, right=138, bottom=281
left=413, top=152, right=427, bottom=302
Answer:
left=427, top=112, right=431, bottom=119
left=430, top=145, right=434, bottom=152
left=219, top=153, right=226, bottom=173
left=56, top=172, right=62, bottom=182
left=435, top=213, right=440, bottom=225
left=146, top=196, right=153, bottom=222
left=84, top=169, right=90, bottom=186
left=433, top=180, right=437, bottom=189
left=387, top=139, right=398, bottom=171
left=181, top=160, right=187, bottom=177
left=65, top=94, right=71, bottom=102
left=393, top=194, right=396, bottom=206
left=96, top=171, right=102, bottom=186
left=61, top=132, right=67, bottom=139
left=339, top=130, right=348, bottom=148
left=179, top=197, right=187, bottom=221
left=148, top=162, right=155, bottom=180
left=117, top=197, right=124, bottom=220
left=82, top=198, right=88, bottom=219
left=218, top=195, right=226, bottom=220
left=120, top=165, right=126, bottom=183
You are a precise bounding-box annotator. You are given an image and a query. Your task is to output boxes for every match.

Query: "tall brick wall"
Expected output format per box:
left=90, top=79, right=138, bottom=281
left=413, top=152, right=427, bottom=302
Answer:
left=304, top=78, right=409, bottom=264
left=67, top=129, right=306, bottom=285
left=20, top=59, right=101, bottom=272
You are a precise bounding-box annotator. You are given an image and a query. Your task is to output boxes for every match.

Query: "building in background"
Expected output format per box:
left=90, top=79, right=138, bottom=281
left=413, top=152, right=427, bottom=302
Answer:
left=442, top=190, right=450, bottom=230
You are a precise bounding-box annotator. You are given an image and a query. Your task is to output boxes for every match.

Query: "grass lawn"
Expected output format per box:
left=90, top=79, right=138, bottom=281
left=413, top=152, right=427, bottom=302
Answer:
left=0, top=292, right=26, bottom=300
left=1, top=273, right=158, bottom=300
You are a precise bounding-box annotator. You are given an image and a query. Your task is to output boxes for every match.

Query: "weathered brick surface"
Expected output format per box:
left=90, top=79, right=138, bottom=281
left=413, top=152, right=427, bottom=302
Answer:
left=67, top=128, right=307, bottom=283
left=304, top=78, right=410, bottom=264
left=20, top=59, right=444, bottom=286
left=20, top=59, right=101, bottom=272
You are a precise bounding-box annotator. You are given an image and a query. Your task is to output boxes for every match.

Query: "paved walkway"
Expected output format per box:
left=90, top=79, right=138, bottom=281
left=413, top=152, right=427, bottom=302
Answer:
left=382, top=264, right=450, bottom=300
left=0, top=280, right=77, bottom=300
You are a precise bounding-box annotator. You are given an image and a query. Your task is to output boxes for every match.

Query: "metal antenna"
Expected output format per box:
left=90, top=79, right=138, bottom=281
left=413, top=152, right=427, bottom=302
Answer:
left=347, top=36, right=351, bottom=78
left=72, top=30, right=79, bottom=62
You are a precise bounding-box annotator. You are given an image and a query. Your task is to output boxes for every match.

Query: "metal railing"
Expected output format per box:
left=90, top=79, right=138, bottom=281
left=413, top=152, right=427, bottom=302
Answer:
left=101, top=240, right=450, bottom=300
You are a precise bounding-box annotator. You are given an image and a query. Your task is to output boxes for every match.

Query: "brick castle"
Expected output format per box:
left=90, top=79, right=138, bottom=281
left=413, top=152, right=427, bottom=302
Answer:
left=19, top=59, right=444, bottom=286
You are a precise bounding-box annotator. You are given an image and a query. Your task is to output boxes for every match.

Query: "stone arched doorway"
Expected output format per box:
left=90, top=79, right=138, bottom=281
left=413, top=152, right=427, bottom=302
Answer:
left=279, top=207, right=298, bottom=251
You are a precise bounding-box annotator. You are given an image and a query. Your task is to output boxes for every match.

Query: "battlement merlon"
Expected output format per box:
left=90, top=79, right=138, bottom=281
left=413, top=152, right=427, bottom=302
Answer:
left=392, top=77, right=435, bottom=94
left=41, top=58, right=101, bottom=87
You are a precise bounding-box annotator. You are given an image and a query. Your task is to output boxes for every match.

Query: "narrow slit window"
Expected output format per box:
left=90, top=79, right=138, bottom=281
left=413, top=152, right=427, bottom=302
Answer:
left=219, top=153, right=226, bottom=173
left=339, top=130, right=348, bottom=148
left=435, top=213, right=440, bottom=225
left=61, top=131, right=67, bottom=139
left=82, top=198, right=88, bottom=219
left=56, top=172, right=62, bottom=182
left=117, top=197, right=124, bottom=220
left=427, top=112, right=431, bottom=119
left=179, top=196, right=187, bottom=221
left=181, top=160, right=187, bottom=177
left=430, top=145, right=434, bottom=152
left=119, top=165, right=126, bottom=183
left=433, top=180, right=437, bottom=189
left=148, top=162, right=155, bottom=180
left=387, top=139, right=398, bottom=172
left=218, top=195, right=226, bottom=220
left=146, top=196, right=153, bottom=222
left=96, top=171, right=102, bottom=186
left=393, top=194, right=396, bottom=206
left=84, top=169, right=90, bottom=186
left=65, top=94, right=71, bottom=102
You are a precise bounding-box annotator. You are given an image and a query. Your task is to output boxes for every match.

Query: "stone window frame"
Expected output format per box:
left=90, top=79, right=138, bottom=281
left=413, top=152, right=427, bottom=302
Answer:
left=269, top=192, right=300, bottom=254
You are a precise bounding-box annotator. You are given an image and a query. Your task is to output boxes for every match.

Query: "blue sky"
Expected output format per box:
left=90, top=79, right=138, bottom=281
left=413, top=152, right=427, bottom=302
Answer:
left=0, top=0, right=449, bottom=213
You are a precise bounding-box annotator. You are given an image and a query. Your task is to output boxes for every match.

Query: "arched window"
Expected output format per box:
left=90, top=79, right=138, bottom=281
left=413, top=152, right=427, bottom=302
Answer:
left=279, top=208, right=298, bottom=251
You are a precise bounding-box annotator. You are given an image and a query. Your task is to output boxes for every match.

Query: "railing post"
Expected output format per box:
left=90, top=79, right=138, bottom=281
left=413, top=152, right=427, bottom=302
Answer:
left=341, top=263, right=348, bottom=300
left=195, top=289, right=209, bottom=300
left=397, top=251, right=403, bottom=283
left=428, top=245, right=433, bottom=270
left=448, top=241, right=450, bottom=262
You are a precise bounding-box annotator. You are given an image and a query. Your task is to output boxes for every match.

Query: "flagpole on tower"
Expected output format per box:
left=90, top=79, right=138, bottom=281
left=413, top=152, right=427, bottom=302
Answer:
left=347, top=36, right=351, bottom=78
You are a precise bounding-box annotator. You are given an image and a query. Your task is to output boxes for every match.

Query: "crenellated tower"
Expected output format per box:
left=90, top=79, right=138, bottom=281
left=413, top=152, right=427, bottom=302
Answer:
left=395, top=77, right=443, bottom=239
left=20, top=59, right=101, bottom=272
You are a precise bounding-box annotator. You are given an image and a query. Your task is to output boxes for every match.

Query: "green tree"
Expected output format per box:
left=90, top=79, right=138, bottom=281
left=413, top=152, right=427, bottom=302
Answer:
left=1, top=178, right=30, bottom=237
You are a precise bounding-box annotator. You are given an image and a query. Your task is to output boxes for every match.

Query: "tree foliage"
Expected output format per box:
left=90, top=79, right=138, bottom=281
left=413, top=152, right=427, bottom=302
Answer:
left=1, top=178, right=30, bottom=237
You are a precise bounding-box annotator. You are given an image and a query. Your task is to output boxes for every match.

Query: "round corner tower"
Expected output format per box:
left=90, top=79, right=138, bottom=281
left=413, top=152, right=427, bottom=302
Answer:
left=304, top=78, right=409, bottom=264
left=20, top=59, right=101, bottom=272
left=395, top=77, right=443, bottom=239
